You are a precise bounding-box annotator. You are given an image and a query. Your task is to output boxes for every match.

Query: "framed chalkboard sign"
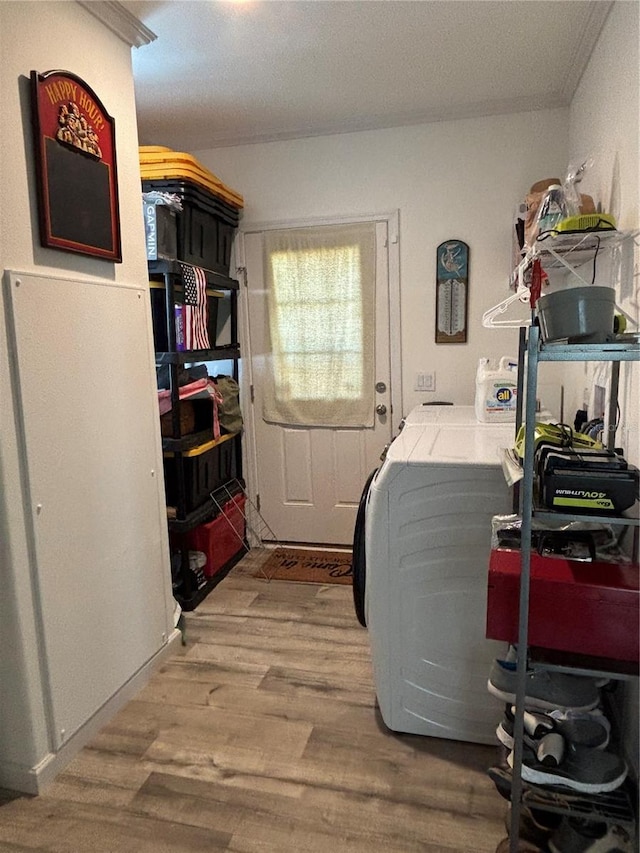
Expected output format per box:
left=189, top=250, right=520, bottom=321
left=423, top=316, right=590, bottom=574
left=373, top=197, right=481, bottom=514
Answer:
left=30, top=70, right=122, bottom=262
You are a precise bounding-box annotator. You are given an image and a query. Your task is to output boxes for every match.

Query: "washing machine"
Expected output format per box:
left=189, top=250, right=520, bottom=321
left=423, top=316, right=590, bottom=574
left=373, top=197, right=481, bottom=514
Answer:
left=354, top=410, right=515, bottom=744
left=402, top=403, right=488, bottom=427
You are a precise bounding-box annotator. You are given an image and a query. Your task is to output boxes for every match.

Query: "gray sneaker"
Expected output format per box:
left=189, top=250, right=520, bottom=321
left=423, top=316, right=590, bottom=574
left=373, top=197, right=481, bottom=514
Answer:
left=488, top=659, right=600, bottom=711
left=508, top=743, right=627, bottom=794
left=497, top=707, right=610, bottom=750
left=547, top=817, right=633, bottom=852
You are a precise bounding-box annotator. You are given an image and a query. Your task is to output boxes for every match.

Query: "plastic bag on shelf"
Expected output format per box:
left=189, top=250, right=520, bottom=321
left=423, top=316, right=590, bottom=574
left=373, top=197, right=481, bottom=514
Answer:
left=562, top=158, right=595, bottom=218
left=524, top=178, right=560, bottom=250
left=141, top=190, right=183, bottom=211
left=523, top=161, right=599, bottom=249
left=490, top=513, right=631, bottom=563
left=213, top=375, right=243, bottom=434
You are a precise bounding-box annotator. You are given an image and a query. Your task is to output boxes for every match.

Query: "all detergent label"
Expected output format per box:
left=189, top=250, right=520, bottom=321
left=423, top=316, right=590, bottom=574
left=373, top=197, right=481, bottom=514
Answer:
left=475, top=357, right=519, bottom=423
left=495, top=386, right=515, bottom=405
left=486, top=381, right=517, bottom=412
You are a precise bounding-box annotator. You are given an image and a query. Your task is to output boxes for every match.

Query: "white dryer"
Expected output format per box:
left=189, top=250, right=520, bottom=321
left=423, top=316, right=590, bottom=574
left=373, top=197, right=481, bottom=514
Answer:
left=361, top=414, right=514, bottom=744
left=402, top=403, right=504, bottom=427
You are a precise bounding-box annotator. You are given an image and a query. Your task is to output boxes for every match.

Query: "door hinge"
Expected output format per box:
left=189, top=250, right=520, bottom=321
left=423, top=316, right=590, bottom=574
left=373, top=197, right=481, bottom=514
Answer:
left=236, top=265, right=248, bottom=286
left=256, top=493, right=261, bottom=512
left=250, top=384, right=255, bottom=404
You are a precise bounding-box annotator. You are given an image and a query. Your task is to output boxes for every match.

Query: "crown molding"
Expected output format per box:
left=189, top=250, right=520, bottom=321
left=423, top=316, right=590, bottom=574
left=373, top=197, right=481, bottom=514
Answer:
left=155, top=94, right=567, bottom=151
left=76, top=1, right=156, bottom=48
left=560, top=0, right=614, bottom=102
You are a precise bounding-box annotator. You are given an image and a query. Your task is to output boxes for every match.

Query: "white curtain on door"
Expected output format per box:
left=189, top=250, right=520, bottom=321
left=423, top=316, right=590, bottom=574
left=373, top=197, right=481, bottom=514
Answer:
left=262, top=222, right=376, bottom=427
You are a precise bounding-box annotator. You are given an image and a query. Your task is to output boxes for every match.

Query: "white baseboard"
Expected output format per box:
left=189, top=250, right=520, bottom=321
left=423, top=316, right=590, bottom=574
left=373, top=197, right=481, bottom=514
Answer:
left=0, top=628, right=182, bottom=795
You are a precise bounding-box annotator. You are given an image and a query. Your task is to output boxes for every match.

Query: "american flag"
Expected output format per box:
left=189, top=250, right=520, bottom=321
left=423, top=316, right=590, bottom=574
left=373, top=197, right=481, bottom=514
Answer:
left=180, top=263, right=210, bottom=350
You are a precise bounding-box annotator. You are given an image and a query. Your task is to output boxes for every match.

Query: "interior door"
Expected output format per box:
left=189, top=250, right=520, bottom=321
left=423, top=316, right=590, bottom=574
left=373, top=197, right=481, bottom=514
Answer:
left=243, top=219, right=393, bottom=545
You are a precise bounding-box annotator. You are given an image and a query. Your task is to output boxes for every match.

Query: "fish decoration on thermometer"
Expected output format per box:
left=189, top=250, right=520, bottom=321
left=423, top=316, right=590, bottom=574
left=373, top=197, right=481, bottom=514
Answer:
left=436, top=240, right=469, bottom=343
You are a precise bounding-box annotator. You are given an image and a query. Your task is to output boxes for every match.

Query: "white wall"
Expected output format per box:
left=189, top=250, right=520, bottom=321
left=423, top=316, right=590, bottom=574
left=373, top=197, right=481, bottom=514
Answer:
left=567, top=0, right=639, bottom=465
left=568, top=0, right=639, bottom=781
left=0, top=0, right=174, bottom=792
left=195, top=109, right=568, bottom=417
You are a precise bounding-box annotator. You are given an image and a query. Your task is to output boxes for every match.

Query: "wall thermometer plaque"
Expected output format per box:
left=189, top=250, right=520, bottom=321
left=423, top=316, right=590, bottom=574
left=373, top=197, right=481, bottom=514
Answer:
left=435, top=239, right=469, bottom=343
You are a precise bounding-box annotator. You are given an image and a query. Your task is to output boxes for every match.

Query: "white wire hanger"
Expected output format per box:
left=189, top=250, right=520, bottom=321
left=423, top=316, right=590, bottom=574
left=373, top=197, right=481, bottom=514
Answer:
left=482, top=283, right=532, bottom=328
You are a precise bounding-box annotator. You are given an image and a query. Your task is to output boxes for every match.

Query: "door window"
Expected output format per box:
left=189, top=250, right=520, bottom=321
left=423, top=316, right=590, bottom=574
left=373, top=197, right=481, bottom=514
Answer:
left=262, top=222, right=376, bottom=427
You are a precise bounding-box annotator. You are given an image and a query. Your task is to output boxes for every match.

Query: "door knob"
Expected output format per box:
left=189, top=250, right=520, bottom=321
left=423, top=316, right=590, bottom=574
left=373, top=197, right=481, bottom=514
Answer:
left=376, top=404, right=387, bottom=416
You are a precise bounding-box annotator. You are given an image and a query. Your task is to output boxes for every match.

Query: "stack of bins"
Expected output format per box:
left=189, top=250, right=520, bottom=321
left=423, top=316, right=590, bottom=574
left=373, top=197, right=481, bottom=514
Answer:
left=140, top=145, right=244, bottom=275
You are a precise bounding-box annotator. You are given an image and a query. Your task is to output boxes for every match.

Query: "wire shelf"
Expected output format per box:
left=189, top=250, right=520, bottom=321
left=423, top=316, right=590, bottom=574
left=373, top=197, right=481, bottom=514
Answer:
left=487, top=763, right=637, bottom=830
left=523, top=779, right=637, bottom=829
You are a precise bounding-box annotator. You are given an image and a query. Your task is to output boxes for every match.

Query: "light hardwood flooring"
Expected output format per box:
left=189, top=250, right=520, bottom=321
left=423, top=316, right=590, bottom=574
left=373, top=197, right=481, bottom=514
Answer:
left=0, top=550, right=507, bottom=852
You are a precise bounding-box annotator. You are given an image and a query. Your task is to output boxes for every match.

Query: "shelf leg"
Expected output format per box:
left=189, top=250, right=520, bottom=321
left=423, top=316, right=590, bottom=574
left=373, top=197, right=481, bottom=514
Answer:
left=509, top=323, right=540, bottom=853
left=607, top=361, right=620, bottom=451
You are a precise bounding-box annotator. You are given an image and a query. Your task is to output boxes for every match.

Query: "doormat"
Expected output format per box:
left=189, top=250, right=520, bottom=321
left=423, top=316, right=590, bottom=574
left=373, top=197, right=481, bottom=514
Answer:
left=257, top=548, right=353, bottom=585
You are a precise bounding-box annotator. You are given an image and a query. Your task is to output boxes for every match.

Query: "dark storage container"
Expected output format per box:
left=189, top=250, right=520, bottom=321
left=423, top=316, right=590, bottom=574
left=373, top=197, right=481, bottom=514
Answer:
left=160, top=398, right=214, bottom=439
left=163, top=435, right=237, bottom=514
left=142, top=178, right=240, bottom=275
left=142, top=179, right=240, bottom=226
left=177, top=201, right=236, bottom=275
left=150, top=282, right=220, bottom=352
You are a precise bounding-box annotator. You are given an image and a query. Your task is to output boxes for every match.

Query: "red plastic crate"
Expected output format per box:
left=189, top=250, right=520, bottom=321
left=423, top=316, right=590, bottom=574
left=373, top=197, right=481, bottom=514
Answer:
left=486, top=548, right=639, bottom=662
left=187, top=494, right=246, bottom=578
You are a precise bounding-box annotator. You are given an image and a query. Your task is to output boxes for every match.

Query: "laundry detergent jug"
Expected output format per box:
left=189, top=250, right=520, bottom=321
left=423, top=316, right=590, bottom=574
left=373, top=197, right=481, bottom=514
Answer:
left=475, top=356, right=518, bottom=423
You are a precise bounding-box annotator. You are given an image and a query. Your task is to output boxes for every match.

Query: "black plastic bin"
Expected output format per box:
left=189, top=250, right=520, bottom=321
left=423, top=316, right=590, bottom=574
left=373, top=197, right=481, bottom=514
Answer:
left=142, top=179, right=240, bottom=226
left=142, top=178, right=240, bottom=276
left=177, top=202, right=236, bottom=276
left=163, top=435, right=237, bottom=514
left=149, top=281, right=220, bottom=352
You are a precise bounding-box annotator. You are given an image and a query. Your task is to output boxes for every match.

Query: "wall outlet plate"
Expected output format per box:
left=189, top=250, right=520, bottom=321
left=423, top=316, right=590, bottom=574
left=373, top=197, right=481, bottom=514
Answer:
left=415, top=372, right=436, bottom=392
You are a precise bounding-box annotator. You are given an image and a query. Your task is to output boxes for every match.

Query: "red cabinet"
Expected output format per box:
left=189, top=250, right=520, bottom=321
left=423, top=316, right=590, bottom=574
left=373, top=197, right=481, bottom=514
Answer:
left=487, top=548, right=639, bottom=662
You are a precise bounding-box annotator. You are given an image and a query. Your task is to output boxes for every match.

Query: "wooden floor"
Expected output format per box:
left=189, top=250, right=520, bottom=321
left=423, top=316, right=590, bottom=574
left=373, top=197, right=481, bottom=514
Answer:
left=0, top=550, right=507, bottom=852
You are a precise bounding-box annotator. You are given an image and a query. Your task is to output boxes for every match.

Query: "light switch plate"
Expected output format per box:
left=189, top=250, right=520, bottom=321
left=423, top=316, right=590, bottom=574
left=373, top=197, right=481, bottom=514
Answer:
left=415, top=372, right=436, bottom=392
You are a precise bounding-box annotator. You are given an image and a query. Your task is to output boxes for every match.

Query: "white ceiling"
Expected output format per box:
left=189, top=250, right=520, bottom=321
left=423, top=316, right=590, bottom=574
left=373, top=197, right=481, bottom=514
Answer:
left=123, top=0, right=612, bottom=151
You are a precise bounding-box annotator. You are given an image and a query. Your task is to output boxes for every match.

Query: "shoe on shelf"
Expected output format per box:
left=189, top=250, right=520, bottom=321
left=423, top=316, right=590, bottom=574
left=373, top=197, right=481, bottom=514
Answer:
left=496, top=714, right=545, bottom=752
left=508, top=743, right=627, bottom=795
left=504, top=803, right=562, bottom=846
left=488, top=659, right=600, bottom=711
left=546, top=708, right=611, bottom=750
left=487, top=757, right=519, bottom=802
left=497, top=707, right=610, bottom=751
left=188, top=550, right=207, bottom=571
left=547, top=817, right=633, bottom=852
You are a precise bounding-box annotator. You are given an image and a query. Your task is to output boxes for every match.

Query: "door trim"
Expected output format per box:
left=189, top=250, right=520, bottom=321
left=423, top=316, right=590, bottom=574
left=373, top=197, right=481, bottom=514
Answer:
left=235, top=211, right=402, bottom=530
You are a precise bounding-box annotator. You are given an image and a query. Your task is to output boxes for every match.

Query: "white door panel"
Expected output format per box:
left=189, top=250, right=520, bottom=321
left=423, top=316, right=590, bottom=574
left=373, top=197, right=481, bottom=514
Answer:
left=244, top=219, right=393, bottom=545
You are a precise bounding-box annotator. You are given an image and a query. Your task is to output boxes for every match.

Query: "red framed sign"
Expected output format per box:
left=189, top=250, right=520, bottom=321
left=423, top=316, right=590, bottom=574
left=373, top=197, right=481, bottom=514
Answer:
left=30, top=70, right=122, bottom=262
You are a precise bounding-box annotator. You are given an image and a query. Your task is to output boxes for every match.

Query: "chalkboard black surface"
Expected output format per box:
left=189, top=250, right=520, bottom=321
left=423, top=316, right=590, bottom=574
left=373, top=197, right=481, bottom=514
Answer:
left=46, top=139, right=114, bottom=253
